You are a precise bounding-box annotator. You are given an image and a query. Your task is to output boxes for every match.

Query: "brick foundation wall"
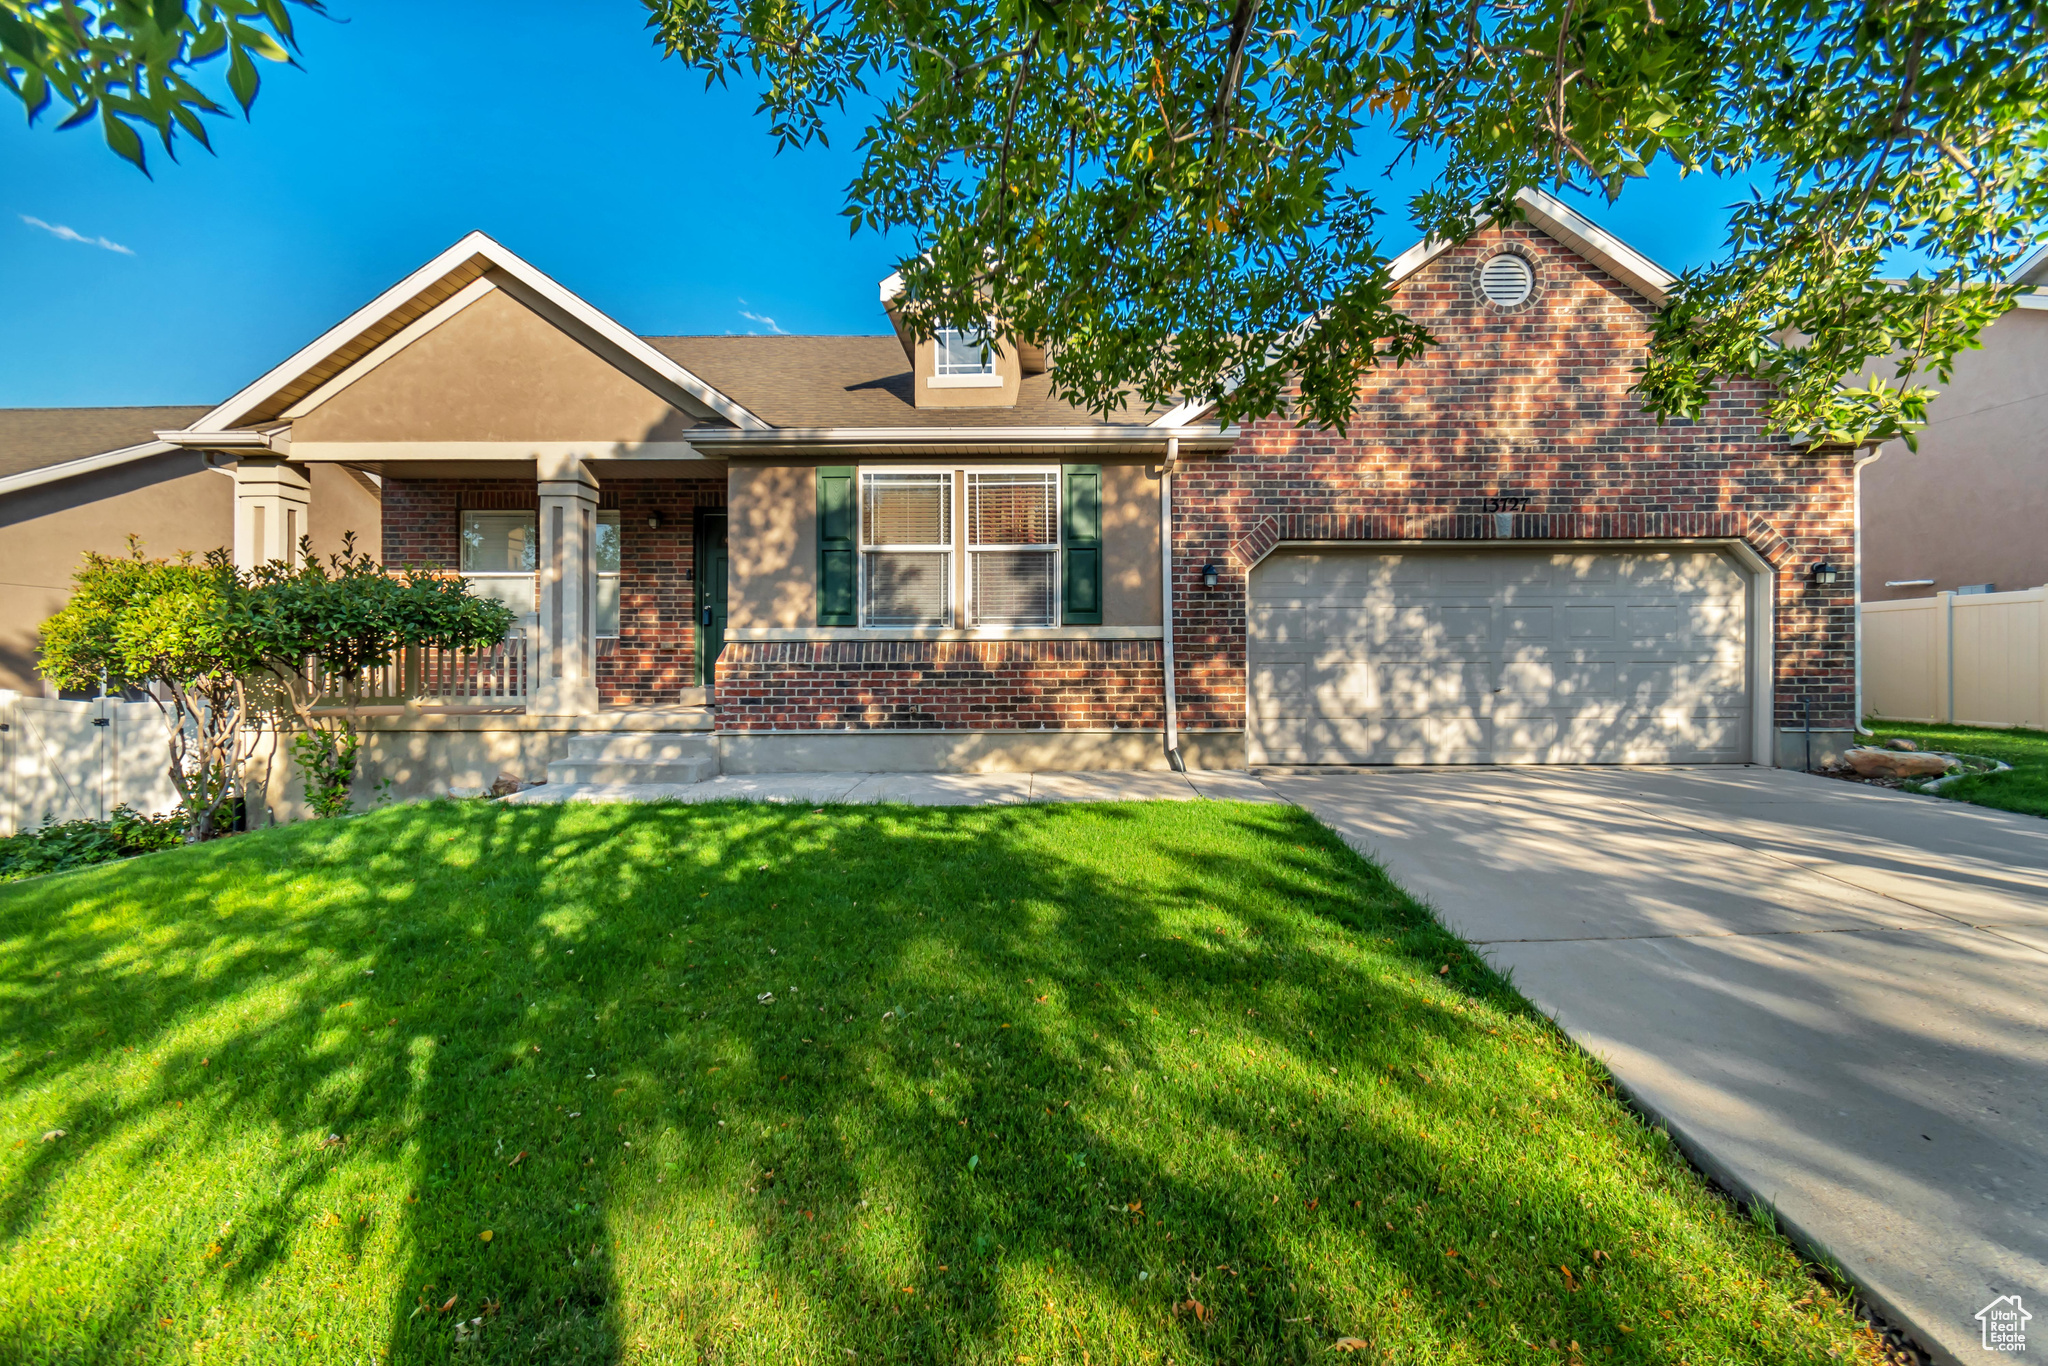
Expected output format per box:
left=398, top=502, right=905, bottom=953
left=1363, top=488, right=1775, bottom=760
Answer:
left=1170, top=221, right=1857, bottom=736
left=380, top=474, right=724, bottom=708
left=716, top=640, right=1165, bottom=731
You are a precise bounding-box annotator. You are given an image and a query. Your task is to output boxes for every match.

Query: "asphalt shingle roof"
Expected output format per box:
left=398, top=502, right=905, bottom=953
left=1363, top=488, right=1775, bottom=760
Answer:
left=0, top=406, right=209, bottom=480
left=642, top=335, right=1161, bottom=429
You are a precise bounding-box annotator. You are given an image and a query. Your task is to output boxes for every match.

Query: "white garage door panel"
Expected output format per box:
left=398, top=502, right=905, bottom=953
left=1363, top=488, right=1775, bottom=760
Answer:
left=1247, top=549, right=1751, bottom=765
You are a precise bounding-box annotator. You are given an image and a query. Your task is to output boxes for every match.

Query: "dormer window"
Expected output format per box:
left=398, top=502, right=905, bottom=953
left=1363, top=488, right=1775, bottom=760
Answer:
left=935, top=328, right=994, bottom=377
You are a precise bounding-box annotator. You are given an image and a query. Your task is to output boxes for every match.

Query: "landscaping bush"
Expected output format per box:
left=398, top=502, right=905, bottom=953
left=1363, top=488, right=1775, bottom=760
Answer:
left=0, top=804, right=188, bottom=884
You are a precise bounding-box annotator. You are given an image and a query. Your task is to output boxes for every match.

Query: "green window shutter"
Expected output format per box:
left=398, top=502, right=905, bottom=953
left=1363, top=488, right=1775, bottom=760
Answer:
left=1061, top=464, right=1102, bottom=625
left=817, top=465, right=857, bottom=627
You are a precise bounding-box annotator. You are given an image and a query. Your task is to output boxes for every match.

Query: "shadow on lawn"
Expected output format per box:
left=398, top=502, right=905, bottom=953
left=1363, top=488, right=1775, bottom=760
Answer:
left=0, top=798, right=1786, bottom=1365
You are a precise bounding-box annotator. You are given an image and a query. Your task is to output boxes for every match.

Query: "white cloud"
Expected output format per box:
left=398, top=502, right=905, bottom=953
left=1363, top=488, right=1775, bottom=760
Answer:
left=20, top=215, right=135, bottom=256
left=736, top=299, right=788, bottom=335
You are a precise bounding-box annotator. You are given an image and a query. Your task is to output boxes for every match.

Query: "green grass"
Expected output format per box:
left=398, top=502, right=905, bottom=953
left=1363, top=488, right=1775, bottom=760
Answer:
left=1864, top=719, right=2048, bottom=818
left=0, top=799, right=1879, bottom=1365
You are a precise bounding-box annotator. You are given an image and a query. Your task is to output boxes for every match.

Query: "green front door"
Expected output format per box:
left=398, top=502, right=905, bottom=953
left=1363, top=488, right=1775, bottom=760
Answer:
left=695, top=510, right=728, bottom=688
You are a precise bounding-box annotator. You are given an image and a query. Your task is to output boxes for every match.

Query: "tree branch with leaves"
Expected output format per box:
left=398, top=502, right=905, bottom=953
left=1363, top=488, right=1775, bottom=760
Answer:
left=646, top=0, right=2046, bottom=444
left=0, top=0, right=321, bottom=172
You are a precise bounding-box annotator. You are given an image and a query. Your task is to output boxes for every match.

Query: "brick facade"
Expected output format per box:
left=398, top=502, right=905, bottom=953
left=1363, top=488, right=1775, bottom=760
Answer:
left=715, top=640, right=1165, bottom=732
left=375, top=219, right=1855, bottom=746
left=380, top=474, right=724, bottom=708
left=1168, top=221, right=1857, bottom=737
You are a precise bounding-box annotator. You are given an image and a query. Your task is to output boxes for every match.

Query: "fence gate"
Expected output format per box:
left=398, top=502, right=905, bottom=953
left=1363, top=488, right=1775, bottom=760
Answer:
left=0, top=692, right=182, bottom=837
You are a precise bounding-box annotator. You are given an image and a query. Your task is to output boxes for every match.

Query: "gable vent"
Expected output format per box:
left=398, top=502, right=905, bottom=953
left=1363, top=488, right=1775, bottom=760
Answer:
left=1480, top=253, right=1534, bottom=307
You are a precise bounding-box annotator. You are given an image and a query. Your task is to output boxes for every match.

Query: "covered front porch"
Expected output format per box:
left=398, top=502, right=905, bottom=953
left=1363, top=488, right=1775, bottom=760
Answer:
left=227, top=451, right=730, bottom=718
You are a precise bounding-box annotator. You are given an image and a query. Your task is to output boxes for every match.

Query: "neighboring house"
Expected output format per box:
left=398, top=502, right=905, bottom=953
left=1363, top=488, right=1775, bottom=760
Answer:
left=112, top=188, right=1855, bottom=796
left=0, top=408, right=381, bottom=694
left=1861, top=250, right=2048, bottom=602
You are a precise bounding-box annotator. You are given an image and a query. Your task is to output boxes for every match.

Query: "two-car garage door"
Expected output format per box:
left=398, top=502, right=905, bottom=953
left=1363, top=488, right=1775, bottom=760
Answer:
left=1247, top=548, right=1752, bottom=765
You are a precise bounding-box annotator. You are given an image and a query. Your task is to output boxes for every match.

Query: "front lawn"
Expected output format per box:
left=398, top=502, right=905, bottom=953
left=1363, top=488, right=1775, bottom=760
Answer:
left=1864, top=719, right=2048, bottom=818
left=0, top=800, right=1879, bottom=1364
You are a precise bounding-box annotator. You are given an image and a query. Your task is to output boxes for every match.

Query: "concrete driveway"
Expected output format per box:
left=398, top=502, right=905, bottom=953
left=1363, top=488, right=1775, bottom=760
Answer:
left=1262, top=765, right=2048, bottom=1366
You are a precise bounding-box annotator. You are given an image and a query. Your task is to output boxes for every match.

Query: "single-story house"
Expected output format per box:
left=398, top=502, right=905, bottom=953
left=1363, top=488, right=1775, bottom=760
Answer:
left=0, top=407, right=382, bottom=694
left=1860, top=247, right=2048, bottom=602
left=65, top=188, right=1858, bottom=800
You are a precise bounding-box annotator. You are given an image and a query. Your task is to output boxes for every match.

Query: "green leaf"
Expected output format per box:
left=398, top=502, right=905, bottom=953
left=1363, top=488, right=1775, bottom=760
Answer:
left=189, top=23, right=229, bottom=62
left=0, top=11, right=41, bottom=63
left=102, top=110, right=148, bottom=174
left=227, top=46, right=259, bottom=114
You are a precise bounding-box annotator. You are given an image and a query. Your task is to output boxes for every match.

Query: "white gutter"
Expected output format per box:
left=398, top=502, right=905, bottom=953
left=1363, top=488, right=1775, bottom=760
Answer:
left=1160, top=436, right=1184, bottom=771
left=1853, top=445, right=1886, bottom=736
left=155, top=427, right=288, bottom=452
left=681, top=424, right=1231, bottom=449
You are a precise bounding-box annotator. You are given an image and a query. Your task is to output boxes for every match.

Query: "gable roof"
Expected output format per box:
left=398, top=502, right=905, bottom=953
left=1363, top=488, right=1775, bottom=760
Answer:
left=178, top=231, right=771, bottom=437
left=1383, top=187, right=1677, bottom=306
left=1150, top=186, right=1678, bottom=427
left=643, top=335, right=1163, bottom=430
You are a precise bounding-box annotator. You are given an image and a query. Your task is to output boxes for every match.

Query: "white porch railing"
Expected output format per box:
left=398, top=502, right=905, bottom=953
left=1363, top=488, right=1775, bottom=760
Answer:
left=314, top=629, right=530, bottom=711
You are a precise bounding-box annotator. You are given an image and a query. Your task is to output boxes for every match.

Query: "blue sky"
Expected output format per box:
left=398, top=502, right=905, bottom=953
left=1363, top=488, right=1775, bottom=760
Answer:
left=1, top=0, right=1761, bottom=408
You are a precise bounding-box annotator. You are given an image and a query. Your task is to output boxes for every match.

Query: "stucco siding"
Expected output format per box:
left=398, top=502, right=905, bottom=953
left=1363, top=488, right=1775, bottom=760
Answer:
left=1862, top=308, right=2048, bottom=601
left=908, top=333, right=1024, bottom=408
left=306, top=464, right=386, bottom=563
left=0, top=454, right=230, bottom=692
left=727, top=463, right=819, bottom=630
left=291, top=284, right=698, bottom=444
left=1101, top=461, right=1162, bottom=627
left=0, top=457, right=382, bottom=693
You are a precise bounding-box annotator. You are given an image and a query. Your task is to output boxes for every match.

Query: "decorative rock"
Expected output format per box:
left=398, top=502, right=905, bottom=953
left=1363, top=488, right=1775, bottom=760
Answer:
left=489, top=770, right=526, bottom=798
left=1846, top=747, right=1954, bottom=779
left=1885, top=738, right=1920, bottom=752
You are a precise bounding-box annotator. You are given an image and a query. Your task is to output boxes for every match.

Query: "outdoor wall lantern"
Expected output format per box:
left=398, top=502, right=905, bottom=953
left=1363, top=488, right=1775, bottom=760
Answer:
left=1809, top=561, right=1838, bottom=588
left=1202, top=562, right=1220, bottom=589
left=647, top=512, right=663, bottom=531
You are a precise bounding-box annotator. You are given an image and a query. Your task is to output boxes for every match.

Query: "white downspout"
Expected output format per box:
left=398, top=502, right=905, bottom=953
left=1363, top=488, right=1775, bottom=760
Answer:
left=1160, top=436, right=1184, bottom=772
left=1854, top=446, right=1885, bottom=736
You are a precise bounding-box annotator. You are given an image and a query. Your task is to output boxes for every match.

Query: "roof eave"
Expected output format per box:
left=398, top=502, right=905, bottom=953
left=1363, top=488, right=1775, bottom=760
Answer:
left=154, top=426, right=290, bottom=453
left=1511, top=188, right=1677, bottom=306
left=0, top=439, right=194, bottom=497
left=686, top=423, right=1233, bottom=455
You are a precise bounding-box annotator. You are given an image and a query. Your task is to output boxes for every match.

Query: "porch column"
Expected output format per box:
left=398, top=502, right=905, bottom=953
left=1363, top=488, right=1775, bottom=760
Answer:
left=232, top=457, right=313, bottom=569
left=532, top=452, right=601, bottom=716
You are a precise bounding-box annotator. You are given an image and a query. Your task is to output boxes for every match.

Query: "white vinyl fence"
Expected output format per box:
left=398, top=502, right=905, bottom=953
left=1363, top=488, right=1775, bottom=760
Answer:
left=0, top=692, right=184, bottom=836
left=1863, top=587, right=2048, bottom=728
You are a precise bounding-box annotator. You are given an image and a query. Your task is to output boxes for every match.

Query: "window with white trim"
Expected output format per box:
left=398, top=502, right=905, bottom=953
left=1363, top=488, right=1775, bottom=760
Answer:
left=935, top=328, right=994, bottom=377
left=458, top=508, right=621, bottom=633
left=460, top=510, right=537, bottom=616
left=861, top=471, right=953, bottom=626
left=967, top=470, right=1058, bottom=627
left=595, top=510, right=621, bottom=637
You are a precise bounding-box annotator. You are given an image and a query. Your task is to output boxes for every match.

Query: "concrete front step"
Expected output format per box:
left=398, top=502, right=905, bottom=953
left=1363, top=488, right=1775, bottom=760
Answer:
left=547, top=730, right=720, bottom=786
left=546, top=756, right=718, bottom=785
left=564, top=731, right=717, bottom=762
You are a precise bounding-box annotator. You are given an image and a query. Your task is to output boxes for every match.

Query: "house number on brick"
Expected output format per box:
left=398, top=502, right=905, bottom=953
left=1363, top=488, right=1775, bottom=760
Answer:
left=1480, top=495, right=1532, bottom=513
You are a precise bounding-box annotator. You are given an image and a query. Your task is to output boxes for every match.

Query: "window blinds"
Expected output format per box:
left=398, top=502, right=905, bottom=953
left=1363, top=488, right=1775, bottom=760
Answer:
left=969, top=472, right=1058, bottom=627
left=862, top=472, right=953, bottom=626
